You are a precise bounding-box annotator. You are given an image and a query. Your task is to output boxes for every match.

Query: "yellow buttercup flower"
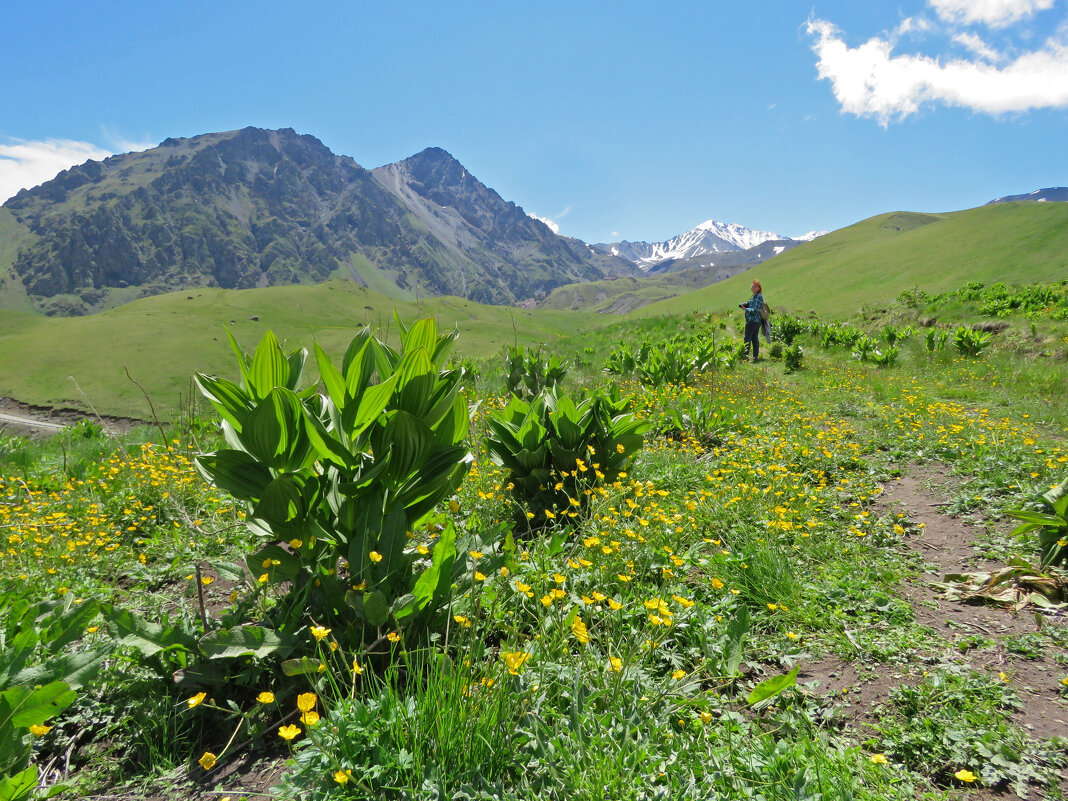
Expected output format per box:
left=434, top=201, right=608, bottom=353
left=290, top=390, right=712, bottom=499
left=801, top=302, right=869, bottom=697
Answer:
left=501, top=651, right=531, bottom=674
left=609, top=656, right=623, bottom=672
left=187, top=691, right=207, bottom=708
left=310, top=625, right=331, bottom=641
left=301, top=710, right=321, bottom=726
left=199, top=751, right=217, bottom=770
left=334, top=770, right=352, bottom=784
left=28, top=724, right=51, bottom=737
left=256, top=691, right=275, bottom=704
left=369, top=551, right=383, bottom=563
left=572, top=616, right=590, bottom=644
left=278, top=724, right=301, bottom=740
left=954, top=769, right=976, bottom=783
left=296, top=692, right=317, bottom=713
left=869, top=754, right=888, bottom=765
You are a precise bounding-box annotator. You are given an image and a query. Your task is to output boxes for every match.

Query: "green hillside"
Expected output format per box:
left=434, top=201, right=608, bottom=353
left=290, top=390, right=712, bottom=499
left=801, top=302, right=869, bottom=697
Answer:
left=0, top=281, right=598, bottom=419
left=639, top=202, right=1068, bottom=319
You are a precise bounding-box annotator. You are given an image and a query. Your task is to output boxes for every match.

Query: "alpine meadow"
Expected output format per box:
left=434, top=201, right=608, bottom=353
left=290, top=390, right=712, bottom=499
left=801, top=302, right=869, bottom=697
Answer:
left=2, top=163, right=1067, bottom=800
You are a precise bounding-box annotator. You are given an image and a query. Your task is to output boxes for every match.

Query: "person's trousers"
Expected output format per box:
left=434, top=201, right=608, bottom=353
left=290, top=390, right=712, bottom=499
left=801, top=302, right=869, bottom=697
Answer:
left=744, top=320, right=761, bottom=361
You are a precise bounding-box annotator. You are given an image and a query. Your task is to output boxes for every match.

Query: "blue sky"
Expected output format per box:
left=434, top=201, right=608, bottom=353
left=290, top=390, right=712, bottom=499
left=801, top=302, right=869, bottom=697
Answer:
left=1, top=0, right=1065, bottom=243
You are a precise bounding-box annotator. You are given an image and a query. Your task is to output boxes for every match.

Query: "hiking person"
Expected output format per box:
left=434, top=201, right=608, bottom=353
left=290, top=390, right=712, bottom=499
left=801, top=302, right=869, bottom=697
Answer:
left=739, top=279, right=764, bottom=362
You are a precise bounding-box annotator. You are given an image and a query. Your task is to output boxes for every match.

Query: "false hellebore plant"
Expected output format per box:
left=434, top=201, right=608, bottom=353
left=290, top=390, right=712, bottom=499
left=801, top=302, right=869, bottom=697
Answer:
left=194, top=317, right=472, bottom=650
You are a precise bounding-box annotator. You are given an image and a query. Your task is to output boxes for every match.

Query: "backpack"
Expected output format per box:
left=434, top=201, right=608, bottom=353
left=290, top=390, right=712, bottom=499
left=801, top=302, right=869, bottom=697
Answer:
left=760, top=302, right=772, bottom=322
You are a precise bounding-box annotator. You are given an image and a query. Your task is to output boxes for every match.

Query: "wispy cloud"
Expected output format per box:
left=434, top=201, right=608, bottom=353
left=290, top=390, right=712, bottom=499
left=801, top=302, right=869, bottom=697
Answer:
left=806, top=1, right=1068, bottom=124
left=0, top=139, right=112, bottom=203
left=929, top=0, right=1055, bottom=28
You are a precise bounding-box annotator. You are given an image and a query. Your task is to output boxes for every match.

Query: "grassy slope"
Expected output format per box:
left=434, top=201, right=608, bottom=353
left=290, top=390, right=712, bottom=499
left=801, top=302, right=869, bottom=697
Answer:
left=0, top=280, right=598, bottom=418
left=619, top=203, right=1068, bottom=319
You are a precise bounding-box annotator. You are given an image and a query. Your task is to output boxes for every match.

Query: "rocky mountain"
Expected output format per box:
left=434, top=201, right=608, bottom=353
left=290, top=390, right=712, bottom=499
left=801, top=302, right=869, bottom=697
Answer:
left=646, top=238, right=805, bottom=276
left=0, top=128, right=637, bottom=315
left=593, top=219, right=823, bottom=272
left=987, top=187, right=1068, bottom=205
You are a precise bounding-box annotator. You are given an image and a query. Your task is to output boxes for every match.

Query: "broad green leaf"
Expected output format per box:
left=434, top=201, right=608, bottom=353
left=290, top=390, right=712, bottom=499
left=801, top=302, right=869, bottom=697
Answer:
left=282, top=657, right=325, bottom=677
left=252, top=473, right=313, bottom=527
left=747, top=665, right=800, bottom=709
left=401, top=318, right=438, bottom=356
left=241, top=387, right=307, bottom=469
left=193, top=373, right=252, bottom=431
left=394, top=348, right=436, bottom=416
left=363, top=590, right=389, bottom=627
left=100, top=605, right=198, bottom=657
left=200, top=626, right=291, bottom=660
left=405, top=523, right=457, bottom=618
left=13, top=646, right=113, bottom=691
left=0, top=766, right=37, bottom=801
left=9, top=681, right=77, bottom=727
left=226, top=328, right=254, bottom=390
left=195, top=451, right=272, bottom=500
left=249, top=330, right=289, bottom=398
left=343, top=373, right=399, bottom=439
left=304, top=411, right=356, bottom=469
left=315, top=342, right=348, bottom=410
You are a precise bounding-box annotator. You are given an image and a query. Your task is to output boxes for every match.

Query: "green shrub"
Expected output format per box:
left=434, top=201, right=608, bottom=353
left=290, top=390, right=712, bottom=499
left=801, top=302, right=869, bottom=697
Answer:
left=505, top=345, right=568, bottom=398
left=782, top=343, right=804, bottom=373
left=485, top=386, right=650, bottom=529
left=953, top=327, right=992, bottom=357
left=193, top=318, right=472, bottom=648
left=1007, top=476, right=1068, bottom=568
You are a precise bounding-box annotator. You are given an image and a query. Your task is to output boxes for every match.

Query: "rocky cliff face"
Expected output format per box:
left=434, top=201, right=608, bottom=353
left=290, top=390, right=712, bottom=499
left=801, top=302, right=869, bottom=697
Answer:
left=2, top=128, right=636, bottom=315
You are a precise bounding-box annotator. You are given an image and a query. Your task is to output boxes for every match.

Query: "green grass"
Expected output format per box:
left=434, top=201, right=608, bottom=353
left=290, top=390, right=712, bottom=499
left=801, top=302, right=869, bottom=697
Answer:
left=632, top=202, right=1068, bottom=319
left=0, top=280, right=613, bottom=418
left=3, top=300, right=1068, bottom=799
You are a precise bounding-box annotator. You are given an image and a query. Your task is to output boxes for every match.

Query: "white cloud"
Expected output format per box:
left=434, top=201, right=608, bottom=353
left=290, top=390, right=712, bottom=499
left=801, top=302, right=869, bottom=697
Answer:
left=953, top=31, right=1005, bottom=60
left=929, top=0, right=1055, bottom=27
left=528, top=212, right=560, bottom=234
left=807, top=17, right=1068, bottom=122
left=0, top=139, right=112, bottom=203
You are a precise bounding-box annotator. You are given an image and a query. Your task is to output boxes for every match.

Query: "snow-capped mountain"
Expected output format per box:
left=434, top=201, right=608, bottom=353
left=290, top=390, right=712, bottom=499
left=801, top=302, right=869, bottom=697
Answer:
left=986, top=187, right=1068, bottom=205
left=593, top=219, right=822, bottom=271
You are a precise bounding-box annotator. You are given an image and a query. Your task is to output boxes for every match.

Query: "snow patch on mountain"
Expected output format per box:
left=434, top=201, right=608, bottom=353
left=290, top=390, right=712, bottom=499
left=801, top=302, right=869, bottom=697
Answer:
left=595, top=220, right=825, bottom=271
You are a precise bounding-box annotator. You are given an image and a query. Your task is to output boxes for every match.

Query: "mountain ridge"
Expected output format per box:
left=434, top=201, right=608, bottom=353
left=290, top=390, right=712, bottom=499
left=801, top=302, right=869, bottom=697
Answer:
left=0, top=128, right=637, bottom=315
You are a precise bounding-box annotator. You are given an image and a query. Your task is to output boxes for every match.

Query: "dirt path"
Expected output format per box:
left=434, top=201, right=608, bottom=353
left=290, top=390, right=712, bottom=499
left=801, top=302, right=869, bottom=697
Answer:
left=0, top=397, right=145, bottom=437
left=799, top=464, right=1067, bottom=796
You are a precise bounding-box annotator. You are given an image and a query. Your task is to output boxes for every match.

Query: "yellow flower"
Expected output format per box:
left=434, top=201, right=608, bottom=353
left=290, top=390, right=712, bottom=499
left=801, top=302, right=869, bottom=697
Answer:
left=501, top=651, right=531, bottom=674
left=500, top=566, right=510, bottom=577
left=710, top=577, right=724, bottom=590
left=199, top=751, right=217, bottom=770
left=28, top=724, right=51, bottom=737
left=310, top=625, right=331, bottom=641
left=256, top=691, right=275, bottom=704
left=540, top=594, right=554, bottom=607
left=288, top=538, right=303, bottom=549
left=869, top=754, right=888, bottom=765
left=387, top=631, right=401, bottom=642
left=453, top=615, right=472, bottom=627
left=572, top=616, right=590, bottom=644
left=278, top=724, right=301, bottom=740
left=296, top=692, right=317, bottom=713
left=608, top=598, right=623, bottom=611
left=474, top=571, right=487, bottom=581
left=334, top=770, right=352, bottom=785
left=200, top=576, right=214, bottom=585
left=544, top=510, right=556, bottom=519
left=187, top=691, right=207, bottom=708
left=609, top=656, right=623, bottom=672
left=699, top=711, right=714, bottom=724
left=353, top=659, right=364, bottom=675
left=301, top=710, right=321, bottom=726
left=369, top=551, right=383, bottom=563
left=786, top=632, right=799, bottom=641
left=672, top=669, right=687, bottom=681
left=469, top=550, right=483, bottom=559
left=954, top=769, right=976, bottom=783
